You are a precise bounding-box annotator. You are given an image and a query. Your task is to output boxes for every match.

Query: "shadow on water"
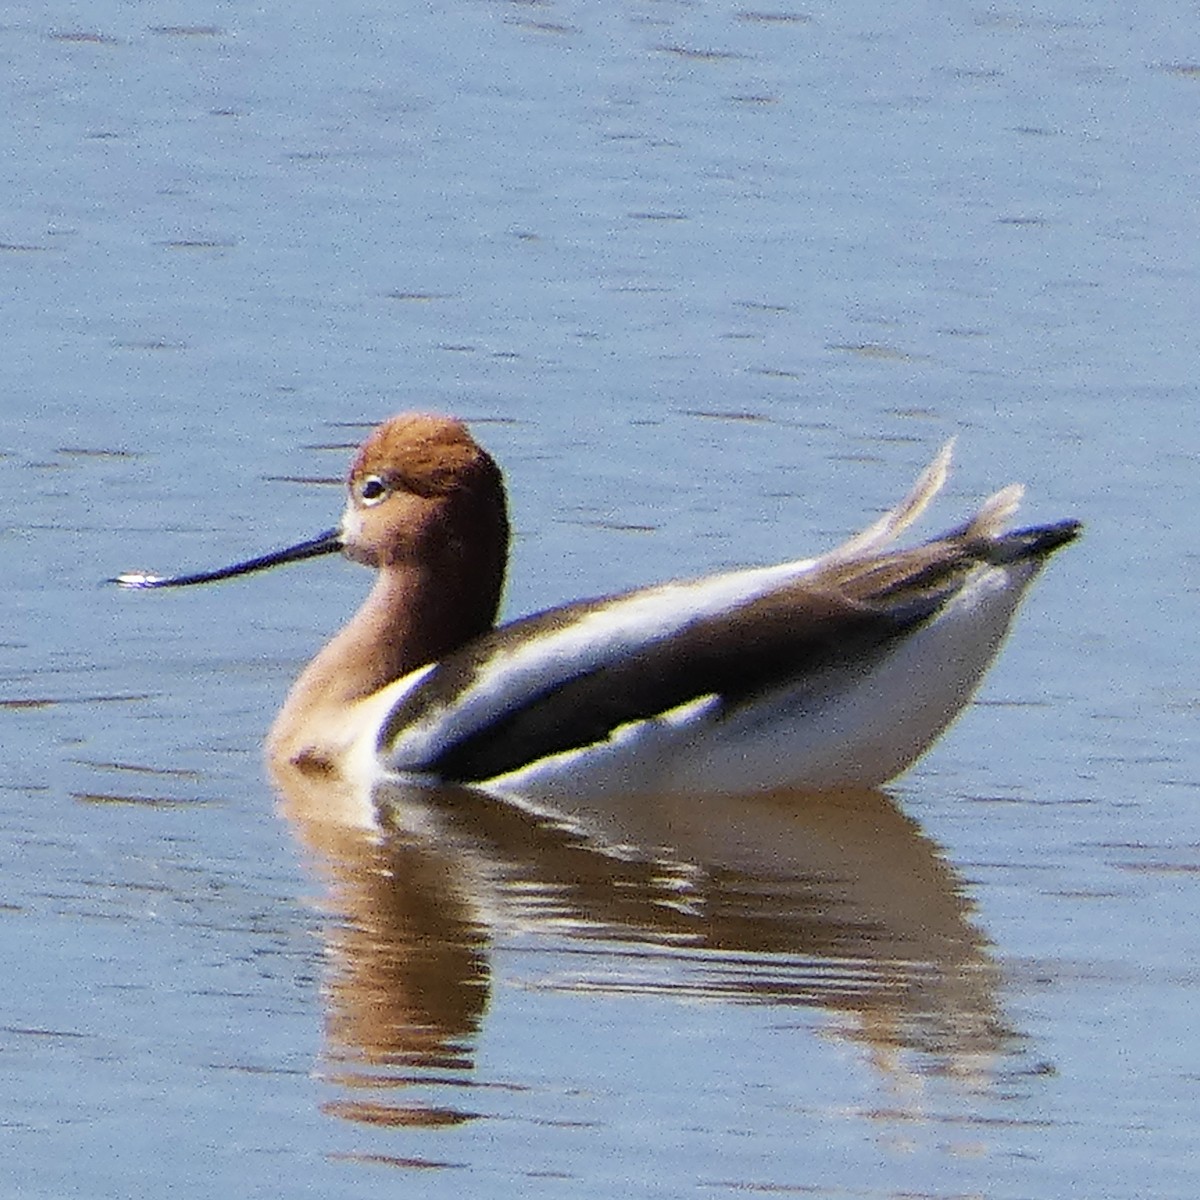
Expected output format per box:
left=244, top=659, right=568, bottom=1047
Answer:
left=272, top=763, right=1009, bottom=1130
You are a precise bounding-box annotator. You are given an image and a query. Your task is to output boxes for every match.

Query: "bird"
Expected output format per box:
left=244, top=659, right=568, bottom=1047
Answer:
left=115, top=413, right=1080, bottom=801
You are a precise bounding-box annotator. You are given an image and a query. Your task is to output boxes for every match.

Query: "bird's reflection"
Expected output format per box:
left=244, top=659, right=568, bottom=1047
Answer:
left=273, top=763, right=1007, bottom=1128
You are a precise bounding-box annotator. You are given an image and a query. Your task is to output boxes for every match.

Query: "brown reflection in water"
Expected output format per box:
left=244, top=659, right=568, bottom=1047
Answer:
left=273, top=762, right=1007, bottom=1130
left=275, top=763, right=492, bottom=1130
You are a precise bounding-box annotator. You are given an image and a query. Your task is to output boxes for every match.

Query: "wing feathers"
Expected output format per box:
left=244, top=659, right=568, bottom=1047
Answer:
left=965, top=484, right=1024, bottom=539
left=422, top=583, right=948, bottom=783
left=819, top=440, right=954, bottom=565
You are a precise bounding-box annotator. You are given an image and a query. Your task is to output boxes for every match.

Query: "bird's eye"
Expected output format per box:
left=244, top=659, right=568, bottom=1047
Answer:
left=358, top=475, right=389, bottom=506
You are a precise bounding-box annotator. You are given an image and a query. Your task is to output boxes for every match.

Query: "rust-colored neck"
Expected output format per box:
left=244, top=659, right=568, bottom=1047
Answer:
left=266, top=557, right=502, bottom=774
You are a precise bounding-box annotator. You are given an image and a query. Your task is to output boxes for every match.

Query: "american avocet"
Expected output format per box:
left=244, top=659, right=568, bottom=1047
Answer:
left=116, top=414, right=1079, bottom=800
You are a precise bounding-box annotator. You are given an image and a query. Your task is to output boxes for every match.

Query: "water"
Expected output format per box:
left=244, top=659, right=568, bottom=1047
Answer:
left=3, top=2, right=1198, bottom=1196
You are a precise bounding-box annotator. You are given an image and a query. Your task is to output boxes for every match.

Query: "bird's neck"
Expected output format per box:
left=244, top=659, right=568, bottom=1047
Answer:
left=266, top=558, right=500, bottom=775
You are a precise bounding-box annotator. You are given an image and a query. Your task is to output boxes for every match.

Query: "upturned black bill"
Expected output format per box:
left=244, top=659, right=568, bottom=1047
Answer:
left=112, top=528, right=343, bottom=589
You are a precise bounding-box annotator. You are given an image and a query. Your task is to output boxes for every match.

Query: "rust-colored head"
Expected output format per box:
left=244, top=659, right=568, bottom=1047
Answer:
left=349, top=414, right=498, bottom=503
left=341, top=414, right=510, bottom=626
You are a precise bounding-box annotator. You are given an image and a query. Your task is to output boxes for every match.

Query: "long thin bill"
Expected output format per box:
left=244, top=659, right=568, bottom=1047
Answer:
left=112, top=527, right=343, bottom=589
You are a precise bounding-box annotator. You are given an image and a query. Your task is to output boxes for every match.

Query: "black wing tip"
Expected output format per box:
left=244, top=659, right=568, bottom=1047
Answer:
left=988, top=518, right=1082, bottom=564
